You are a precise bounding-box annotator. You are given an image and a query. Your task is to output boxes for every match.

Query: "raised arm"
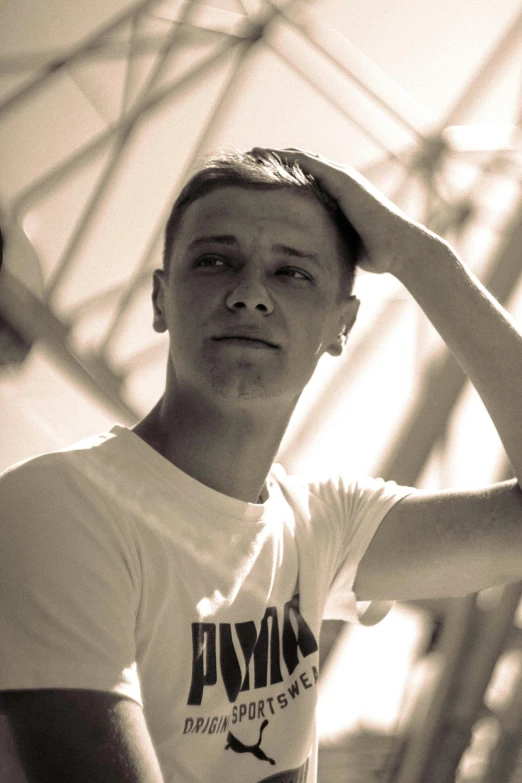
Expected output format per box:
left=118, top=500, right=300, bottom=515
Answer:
left=253, top=147, right=522, bottom=600
left=2, top=689, right=164, bottom=783
left=254, top=146, right=522, bottom=481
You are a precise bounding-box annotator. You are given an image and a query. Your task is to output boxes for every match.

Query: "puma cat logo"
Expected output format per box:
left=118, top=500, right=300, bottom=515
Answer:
left=225, top=719, right=276, bottom=765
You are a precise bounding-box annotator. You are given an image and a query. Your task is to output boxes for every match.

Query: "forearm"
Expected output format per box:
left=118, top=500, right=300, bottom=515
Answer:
left=261, top=145, right=522, bottom=483
left=394, top=241, right=522, bottom=483
left=4, top=690, right=165, bottom=783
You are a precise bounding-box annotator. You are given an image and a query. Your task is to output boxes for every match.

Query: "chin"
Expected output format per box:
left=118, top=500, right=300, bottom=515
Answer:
left=206, top=366, right=296, bottom=402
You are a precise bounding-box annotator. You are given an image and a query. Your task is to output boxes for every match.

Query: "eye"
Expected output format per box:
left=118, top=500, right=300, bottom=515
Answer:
left=276, top=267, right=313, bottom=281
left=195, top=255, right=227, bottom=268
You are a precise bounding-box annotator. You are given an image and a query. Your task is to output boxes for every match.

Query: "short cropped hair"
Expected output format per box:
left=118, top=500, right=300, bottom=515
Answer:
left=162, top=150, right=363, bottom=293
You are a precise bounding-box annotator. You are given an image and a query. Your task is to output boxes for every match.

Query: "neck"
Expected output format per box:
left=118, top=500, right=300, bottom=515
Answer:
left=133, top=388, right=297, bottom=503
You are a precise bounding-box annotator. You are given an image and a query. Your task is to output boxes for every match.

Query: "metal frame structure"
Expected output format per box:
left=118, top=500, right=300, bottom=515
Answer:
left=2, top=1, right=522, bottom=779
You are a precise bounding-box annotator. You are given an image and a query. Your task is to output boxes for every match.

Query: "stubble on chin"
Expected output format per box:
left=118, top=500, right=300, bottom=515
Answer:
left=206, top=361, right=274, bottom=400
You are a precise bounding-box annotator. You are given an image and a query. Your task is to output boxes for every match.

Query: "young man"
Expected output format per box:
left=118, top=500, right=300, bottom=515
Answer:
left=1, top=147, right=521, bottom=783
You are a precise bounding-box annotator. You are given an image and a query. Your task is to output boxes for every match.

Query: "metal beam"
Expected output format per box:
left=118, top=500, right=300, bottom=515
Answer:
left=266, top=0, right=432, bottom=140
left=442, top=6, right=522, bottom=128
left=44, top=0, right=201, bottom=298
left=0, top=0, right=157, bottom=115
left=99, top=34, right=262, bottom=354
left=11, top=32, right=245, bottom=220
left=378, top=193, right=522, bottom=486
left=0, top=268, right=138, bottom=423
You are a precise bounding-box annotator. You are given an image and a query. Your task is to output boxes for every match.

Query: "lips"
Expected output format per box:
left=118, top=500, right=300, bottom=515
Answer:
left=213, top=334, right=280, bottom=349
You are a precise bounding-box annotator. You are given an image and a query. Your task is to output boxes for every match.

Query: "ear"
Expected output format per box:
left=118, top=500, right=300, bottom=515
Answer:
left=326, top=295, right=360, bottom=357
left=152, top=269, right=168, bottom=333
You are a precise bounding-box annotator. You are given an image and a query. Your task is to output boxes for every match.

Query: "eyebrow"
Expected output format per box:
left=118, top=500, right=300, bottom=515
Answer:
left=272, top=243, right=320, bottom=264
left=187, top=235, right=322, bottom=265
left=187, top=235, right=239, bottom=250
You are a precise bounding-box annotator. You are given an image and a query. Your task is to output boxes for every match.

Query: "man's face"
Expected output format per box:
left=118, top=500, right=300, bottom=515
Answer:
left=153, top=186, right=358, bottom=402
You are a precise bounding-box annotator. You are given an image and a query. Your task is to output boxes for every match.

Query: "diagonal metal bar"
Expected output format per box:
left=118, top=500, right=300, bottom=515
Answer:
left=267, top=43, right=408, bottom=164
left=124, top=0, right=200, bottom=108
left=99, top=34, right=262, bottom=355
left=99, top=0, right=303, bottom=356
left=0, top=0, right=158, bottom=116
left=11, top=33, right=245, bottom=221
left=0, top=14, right=255, bottom=75
left=360, top=147, right=417, bottom=184
left=43, top=0, right=203, bottom=299
left=394, top=581, right=522, bottom=783
left=265, top=0, right=431, bottom=141
left=378, top=192, right=522, bottom=487
left=441, top=6, right=522, bottom=128
left=100, top=41, right=257, bottom=353
left=140, top=14, right=257, bottom=41
left=234, top=0, right=252, bottom=15
left=66, top=269, right=153, bottom=323
left=66, top=66, right=118, bottom=127
left=516, top=70, right=522, bottom=128
left=121, top=9, right=142, bottom=116
left=481, top=634, right=522, bottom=781
left=402, top=457, right=520, bottom=783
left=0, top=268, right=138, bottom=422
left=0, top=36, right=178, bottom=72
left=7, top=0, right=390, bottom=221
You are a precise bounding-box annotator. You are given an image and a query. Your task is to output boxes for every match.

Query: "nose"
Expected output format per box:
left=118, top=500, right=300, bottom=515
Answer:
left=225, top=268, right=274, bottom=314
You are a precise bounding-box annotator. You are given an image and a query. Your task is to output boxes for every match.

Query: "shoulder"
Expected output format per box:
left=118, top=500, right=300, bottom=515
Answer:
left=0, top=429, right=139, bottom=573
left=271, top=464, right=414, bottom=523
left=0, top=450, right=81, bottom=516
left=0, top=426, right=131, bottom=508
left=308, top=473, right=414, bottom=508
left=1, top=428, right=115, bottom=480
left=0, top=436, right=141, bottom=634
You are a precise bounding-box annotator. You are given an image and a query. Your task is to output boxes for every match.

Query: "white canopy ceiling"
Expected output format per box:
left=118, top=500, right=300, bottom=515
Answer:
left=1, top=0, right=521, bottom=483
left=2, top=4, right=522, bottom=778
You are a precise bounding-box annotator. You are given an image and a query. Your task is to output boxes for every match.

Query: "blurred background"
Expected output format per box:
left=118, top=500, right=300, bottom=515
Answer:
left=1, top=0, right=522, bottom=780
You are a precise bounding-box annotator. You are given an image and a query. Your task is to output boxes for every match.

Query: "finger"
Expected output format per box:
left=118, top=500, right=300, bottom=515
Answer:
left=252, top=146, right=327, bottom=165
left=253, top=146, right=343, bottom=166
left=283, top=147, right=320, bottom=157
left=253, top=147, right=374, bottom=209
left=251, top=147, right=365, bottom=194
left=249, top=147, right=406, bottom=245
left=275, top=148, right=407, bottom=218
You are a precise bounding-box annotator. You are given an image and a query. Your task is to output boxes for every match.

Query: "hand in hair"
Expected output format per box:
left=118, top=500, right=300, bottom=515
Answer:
left=251, top=147, right=449, bottom=277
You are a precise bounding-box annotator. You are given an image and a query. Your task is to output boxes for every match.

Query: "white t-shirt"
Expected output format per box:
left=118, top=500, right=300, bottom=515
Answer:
left=0, top=425, right=414, bottom=783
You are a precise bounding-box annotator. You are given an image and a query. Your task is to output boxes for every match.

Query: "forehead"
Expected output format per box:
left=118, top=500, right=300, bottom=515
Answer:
left=174, top=186, right=340, bottom=252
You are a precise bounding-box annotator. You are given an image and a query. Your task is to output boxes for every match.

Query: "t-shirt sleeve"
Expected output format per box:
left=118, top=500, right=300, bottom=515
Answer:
left=0, top=455, right=142, bottom=708
left=316, top=476, right=415, bottom=625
